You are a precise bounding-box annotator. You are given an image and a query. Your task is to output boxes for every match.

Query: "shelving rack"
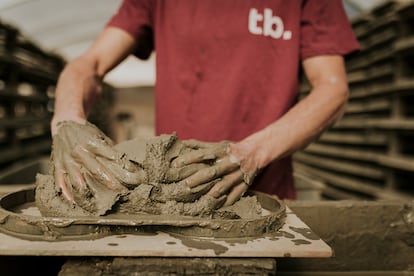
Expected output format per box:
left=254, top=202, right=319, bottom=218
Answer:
left=0, top=20, right=65, bottom=167
left=294, top=1, right=414, bottom=200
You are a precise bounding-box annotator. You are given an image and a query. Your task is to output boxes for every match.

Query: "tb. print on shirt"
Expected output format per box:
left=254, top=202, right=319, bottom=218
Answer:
left=248, top=8, right=292, bottom=40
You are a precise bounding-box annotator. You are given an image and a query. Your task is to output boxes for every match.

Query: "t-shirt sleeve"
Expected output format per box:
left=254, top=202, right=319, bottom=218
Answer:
left=106, top=0, right=154, bottom=59
left=300, top=0, right=360, bottom=60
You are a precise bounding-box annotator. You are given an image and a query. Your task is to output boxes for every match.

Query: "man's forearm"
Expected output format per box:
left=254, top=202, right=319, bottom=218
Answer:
left=230, top=55, right=349, bottom=173
left=51, top=27, right=138, bottom=135
left=51, top=57, right=102, bottom=134
left=236, top=83, right=348, bottom=170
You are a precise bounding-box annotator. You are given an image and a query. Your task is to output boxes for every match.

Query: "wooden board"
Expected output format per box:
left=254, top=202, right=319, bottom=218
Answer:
left=0, top=207, right=332, bottom=258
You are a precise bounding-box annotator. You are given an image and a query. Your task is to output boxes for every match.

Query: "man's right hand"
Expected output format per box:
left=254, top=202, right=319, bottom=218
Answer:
left=52, top=120, right=146, bottom=203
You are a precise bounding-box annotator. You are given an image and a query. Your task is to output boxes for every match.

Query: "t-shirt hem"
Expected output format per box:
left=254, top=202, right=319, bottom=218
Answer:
left=106, top=20, right=154, bottom=60
left=301, top=46, right=360, bottom=61
left=106, top=20, right=138, bottom=40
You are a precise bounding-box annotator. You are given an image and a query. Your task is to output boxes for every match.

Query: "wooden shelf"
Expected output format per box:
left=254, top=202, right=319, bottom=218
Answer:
left=0, top=139, right=51, bottom=165
left=295, top=163, right=409, bottom=201
left=350, top=80, right=414, bottom=99
left=0, top=22, right=63, bottom=169
left=318, top=132, right=388, bottom=146
left=0, top=116, right=50, bottom=128
left=304, top=144, right=414, bottom=172
left=294, top=152, right=385, bottom=180
left=346, top=98, right=391, bottom=114
left=333, top=118, right=414, bottom=131
left=0, top=90, right=49, bottom=102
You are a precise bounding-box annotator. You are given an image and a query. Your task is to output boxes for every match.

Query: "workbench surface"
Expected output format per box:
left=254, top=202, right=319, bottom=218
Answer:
left=0, top=208, right=332, bottom=258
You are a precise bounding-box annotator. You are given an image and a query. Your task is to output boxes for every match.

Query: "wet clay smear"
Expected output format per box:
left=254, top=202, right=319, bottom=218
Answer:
left=35, top=122, right=277, bottom=224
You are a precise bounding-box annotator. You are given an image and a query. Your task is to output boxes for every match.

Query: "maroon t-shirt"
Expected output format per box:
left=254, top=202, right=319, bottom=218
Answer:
left=107, top=0, right=359, bottom=199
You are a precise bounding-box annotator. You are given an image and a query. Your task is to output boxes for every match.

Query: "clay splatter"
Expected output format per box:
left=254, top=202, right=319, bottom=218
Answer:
left=274, top=230, right=295, bottom=239
left=179, top=238, right=229, bottom=255
left=107, top=243, right=118, bottom=246
left=166, top=241, right=176, bottom=245
left=292, top=239, right=311, bottom=245
left=289, top=226, right=319, bottom=240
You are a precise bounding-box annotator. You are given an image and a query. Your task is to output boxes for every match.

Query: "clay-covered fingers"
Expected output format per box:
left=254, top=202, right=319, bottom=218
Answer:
left=165, top=163, right=209, bottom=182
left=73, top=145, right=124, bottom=190
left=84, top=138, right=118, bottom=160
left=181, top=139, right=223, bottom=149
left=54, top=161, right=75, bottom=203
left=97, top=156, right=146, bottom=186
left=152, top=179, right=219, bottom=203
left=223, top=182, right=249, bottom=207
left=208, top=169, right=243, bottom=198
left=53, top=121, right=143, bottom=200
left=74, top=123, right=144, bottom=185
left=64, top=157, right=87, bottom=192
left=181, top=194, right=227, bottom=216
left=53, top=150, right=88, bottom=203
left=80, top=123, right=145, bottom=183
left=171, top=141, right=230, bottom=168
left=52, top=135, right=75, bottom=202
left=178, top=156, right=239, bottom=188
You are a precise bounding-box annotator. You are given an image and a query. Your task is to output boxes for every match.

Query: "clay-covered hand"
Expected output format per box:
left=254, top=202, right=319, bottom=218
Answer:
left=52, top=121, right=146, bottom=203
left=171, top=140, right=260, bottom=206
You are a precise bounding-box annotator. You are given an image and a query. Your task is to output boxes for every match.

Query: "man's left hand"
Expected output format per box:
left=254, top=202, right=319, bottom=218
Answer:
left=171, top=140, right=259, bottom=206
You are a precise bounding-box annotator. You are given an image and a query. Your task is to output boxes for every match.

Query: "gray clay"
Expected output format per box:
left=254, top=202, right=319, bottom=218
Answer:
left=35, top=122, right=263, bottom=220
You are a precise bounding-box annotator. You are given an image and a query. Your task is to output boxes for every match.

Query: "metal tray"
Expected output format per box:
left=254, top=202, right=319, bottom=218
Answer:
left=0, top=188, right=286, bottom=241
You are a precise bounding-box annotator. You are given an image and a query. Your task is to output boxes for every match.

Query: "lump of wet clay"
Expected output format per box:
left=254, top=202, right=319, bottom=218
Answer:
left=35, top=122, right=263, bottom=220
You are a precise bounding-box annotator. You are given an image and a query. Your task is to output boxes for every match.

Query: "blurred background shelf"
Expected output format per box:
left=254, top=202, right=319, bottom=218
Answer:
left=0, top=20, right=63, bottom=170
left=294, top=0, right=414, bottom=201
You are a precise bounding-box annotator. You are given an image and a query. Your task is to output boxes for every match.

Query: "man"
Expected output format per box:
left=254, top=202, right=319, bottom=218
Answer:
left=52, top=0, right=359, bottom=206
